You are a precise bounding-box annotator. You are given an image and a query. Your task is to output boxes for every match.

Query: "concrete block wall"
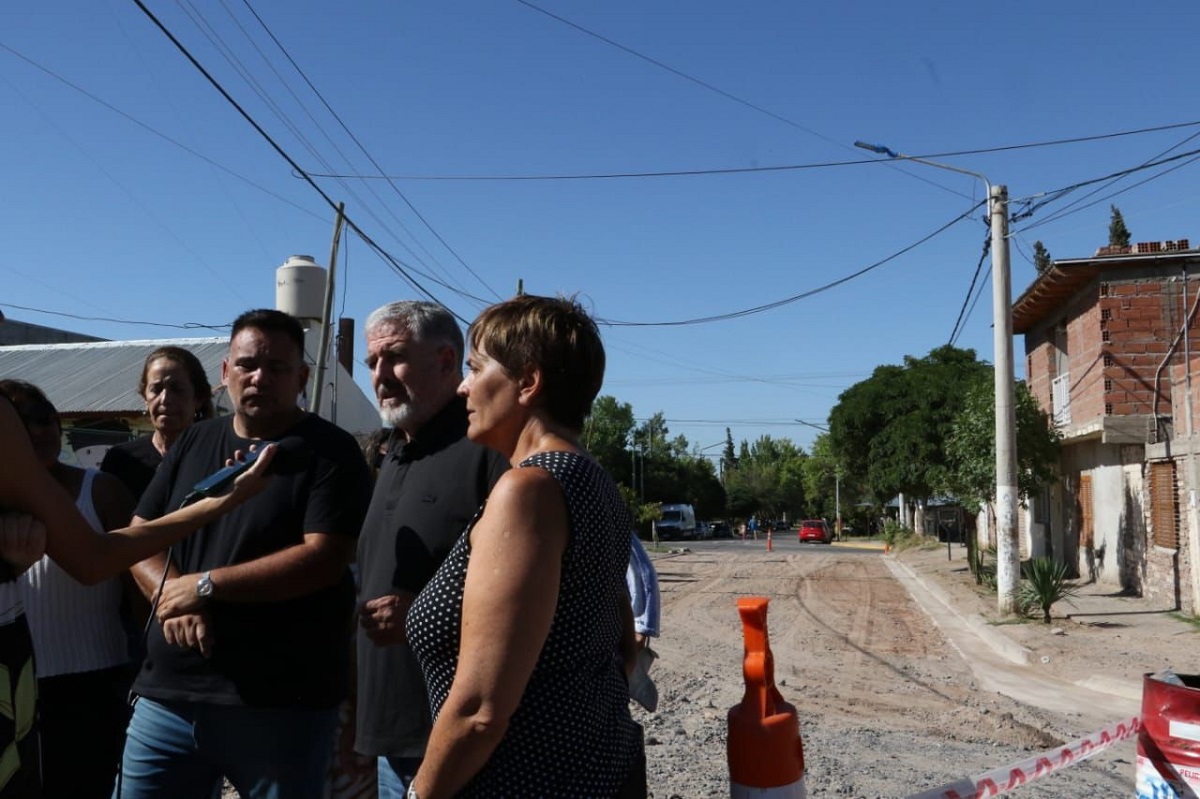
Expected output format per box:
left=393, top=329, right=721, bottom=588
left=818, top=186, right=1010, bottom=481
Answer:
left=1100, top=279, right=1186, bottom=417
left=1065, top=286, right=1106, bottom=424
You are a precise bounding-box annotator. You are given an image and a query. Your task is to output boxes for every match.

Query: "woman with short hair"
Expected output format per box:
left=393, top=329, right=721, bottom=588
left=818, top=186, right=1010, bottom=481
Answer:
left=407, top=294, right=645, bottom=798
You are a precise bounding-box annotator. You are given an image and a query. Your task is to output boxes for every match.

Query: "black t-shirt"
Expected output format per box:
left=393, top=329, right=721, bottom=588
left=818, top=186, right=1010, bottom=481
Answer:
left=133, top=413, right=371, bottom=709
left=100, top=435, right=161, bottom=501
left=355, top=397, right=508, bottom=757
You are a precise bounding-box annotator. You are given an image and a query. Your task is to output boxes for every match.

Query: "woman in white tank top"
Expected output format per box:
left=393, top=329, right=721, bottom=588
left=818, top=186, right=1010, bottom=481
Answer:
left=3, top=380, right=136, bottom=799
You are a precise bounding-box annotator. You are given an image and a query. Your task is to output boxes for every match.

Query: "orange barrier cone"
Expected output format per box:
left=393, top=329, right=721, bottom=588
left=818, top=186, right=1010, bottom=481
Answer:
left=728, top=597, right=805, bottom=798
left=766, top=530, right=773, bottom=552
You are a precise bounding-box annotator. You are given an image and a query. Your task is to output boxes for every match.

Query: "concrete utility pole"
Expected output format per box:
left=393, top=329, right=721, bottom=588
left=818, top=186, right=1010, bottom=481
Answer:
left=989, top=185, right=1020, bottom=615
left=854, top=142, right=1019, bottom=613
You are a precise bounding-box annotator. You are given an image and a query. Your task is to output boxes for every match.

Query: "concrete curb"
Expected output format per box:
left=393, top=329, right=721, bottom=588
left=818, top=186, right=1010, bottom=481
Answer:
left=885, top=556, right=1033, bottom=666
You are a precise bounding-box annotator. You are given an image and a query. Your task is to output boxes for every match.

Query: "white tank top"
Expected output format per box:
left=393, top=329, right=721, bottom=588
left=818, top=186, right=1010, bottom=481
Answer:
left=19, top=469, right=129, bottom=677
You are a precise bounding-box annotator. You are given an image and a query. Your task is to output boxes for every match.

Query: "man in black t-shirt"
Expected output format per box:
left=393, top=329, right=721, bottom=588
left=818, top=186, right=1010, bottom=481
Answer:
left=118, top=309, right=371, bottom=799
left=355, top=301, right=507, bottom=798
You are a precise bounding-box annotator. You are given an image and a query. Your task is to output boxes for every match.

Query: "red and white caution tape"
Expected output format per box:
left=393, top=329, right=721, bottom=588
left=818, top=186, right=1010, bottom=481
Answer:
left=905, top=715, right=1141, bottom=799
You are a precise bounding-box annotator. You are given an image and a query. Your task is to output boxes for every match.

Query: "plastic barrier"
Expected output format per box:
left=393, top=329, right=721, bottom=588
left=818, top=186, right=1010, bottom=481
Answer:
left=766, top=530, right=773, bottom=553
left=1137, top=672, right=1200, bottom=797
left=905, top=714, right=1141, bottom=799
left=728, top=596, right=806, bottom=798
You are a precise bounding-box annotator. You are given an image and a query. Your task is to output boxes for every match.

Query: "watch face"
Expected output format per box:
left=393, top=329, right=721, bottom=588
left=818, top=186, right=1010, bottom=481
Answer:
left=197, top=574, right=213, bottom=598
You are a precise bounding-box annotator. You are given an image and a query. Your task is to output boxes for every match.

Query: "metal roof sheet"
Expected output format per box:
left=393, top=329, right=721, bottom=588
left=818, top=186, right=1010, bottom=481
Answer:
left=0, top=337, right=227, bottom=415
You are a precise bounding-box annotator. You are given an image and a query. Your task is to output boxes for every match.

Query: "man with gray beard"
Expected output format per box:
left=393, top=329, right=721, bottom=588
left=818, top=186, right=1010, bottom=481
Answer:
left=354, top=301, right=508, bottom=798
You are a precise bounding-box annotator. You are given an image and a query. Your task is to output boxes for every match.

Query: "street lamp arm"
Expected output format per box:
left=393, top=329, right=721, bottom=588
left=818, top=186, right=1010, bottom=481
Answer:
left=854, top=140, right=991, bottom=196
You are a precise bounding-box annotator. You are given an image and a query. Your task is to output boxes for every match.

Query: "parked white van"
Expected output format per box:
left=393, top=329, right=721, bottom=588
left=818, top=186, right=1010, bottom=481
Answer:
left=654, top=503, right=697, bottom=540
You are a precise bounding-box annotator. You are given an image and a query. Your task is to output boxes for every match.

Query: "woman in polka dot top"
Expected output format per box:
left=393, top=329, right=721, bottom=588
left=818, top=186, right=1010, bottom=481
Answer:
left=406, top=294, right=645, bottom=798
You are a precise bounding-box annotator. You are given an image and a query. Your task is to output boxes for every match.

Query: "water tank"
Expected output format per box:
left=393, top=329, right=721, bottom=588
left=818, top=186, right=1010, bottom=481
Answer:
left=275, top=255, right=326, bottom=322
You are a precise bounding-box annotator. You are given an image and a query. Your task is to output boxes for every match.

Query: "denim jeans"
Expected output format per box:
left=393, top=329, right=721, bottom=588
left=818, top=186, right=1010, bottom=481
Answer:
left=376, top=756, right=422, bottom=799
left=113, top=697, right=337, bottom=799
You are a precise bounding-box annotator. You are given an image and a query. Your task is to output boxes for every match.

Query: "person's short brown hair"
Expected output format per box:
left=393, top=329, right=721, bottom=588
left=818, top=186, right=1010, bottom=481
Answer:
left=467, top=294, right=605, bottom=432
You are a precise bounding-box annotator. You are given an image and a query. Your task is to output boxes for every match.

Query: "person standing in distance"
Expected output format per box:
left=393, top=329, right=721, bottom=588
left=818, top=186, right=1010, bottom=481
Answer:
left=118, top=309, right=371, bottom=799
left=355, top=301, right=508, bottom=798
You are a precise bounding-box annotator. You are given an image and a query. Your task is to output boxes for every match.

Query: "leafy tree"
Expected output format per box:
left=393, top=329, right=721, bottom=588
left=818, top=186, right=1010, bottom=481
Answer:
left=801, top=432, right=865, bottom=524
left=944, top=376, right=1061, bottom=511
left=723, top=435, right=806, bottom=522
left=1109, top=205, right=1131, bottom=248
left=583, top=395, right=636, bottom=485
left=829, top=345, right=990, bottom=505
left=1033, top=240, right=1052, bottom=273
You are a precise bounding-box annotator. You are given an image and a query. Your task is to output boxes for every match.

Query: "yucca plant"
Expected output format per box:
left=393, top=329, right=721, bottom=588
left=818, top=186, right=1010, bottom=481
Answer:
left=1017, top=557, right=1080, bottom=623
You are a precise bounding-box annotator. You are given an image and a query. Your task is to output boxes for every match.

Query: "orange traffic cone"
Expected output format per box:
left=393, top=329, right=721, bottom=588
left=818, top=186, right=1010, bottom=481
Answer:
left=728, top=597, right=805, bottom=798
left=766, top=530, right=773, bottom=552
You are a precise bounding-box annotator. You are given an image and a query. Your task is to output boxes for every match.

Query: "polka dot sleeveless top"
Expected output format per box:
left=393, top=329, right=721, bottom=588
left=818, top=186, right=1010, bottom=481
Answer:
left=407, top=450, right=643, bottom=797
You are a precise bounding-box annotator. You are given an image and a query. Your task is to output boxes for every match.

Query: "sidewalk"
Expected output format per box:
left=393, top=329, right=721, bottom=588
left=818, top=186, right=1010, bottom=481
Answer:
left=885, top=542, right=1198, bottom=714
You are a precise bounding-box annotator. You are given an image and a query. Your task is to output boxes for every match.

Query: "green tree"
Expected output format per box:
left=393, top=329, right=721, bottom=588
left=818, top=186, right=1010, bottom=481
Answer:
left=1033, top=240, right=1052, bottom=273
left=722, top=427, right=738, bottom=478
left=829, top=345, right=991, bottom=504
left=1109, top=205, right=1131, bottom=248
left=722, top=435, right=806, bottom=522
left=944, top=376, right=1061, bottom=511
left=583, top=395, right=636, bottom=485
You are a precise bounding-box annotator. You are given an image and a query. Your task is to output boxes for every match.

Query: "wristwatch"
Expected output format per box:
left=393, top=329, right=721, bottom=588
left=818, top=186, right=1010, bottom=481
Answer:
left=406, top=785, right=419, bottom=799
left=196, top=571, right=214, bottom=600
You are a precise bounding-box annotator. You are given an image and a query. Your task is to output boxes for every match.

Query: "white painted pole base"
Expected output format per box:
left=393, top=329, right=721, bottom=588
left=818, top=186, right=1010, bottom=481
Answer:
left=731, top=777, right=807, bottom=798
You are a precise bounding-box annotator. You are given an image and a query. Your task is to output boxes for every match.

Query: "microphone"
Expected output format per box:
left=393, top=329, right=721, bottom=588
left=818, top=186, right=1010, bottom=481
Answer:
left=183, top=436, right=314, bottom=504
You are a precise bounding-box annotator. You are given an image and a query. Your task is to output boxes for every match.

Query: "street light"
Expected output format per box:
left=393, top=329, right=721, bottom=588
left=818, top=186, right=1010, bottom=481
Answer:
left=854, top=140, right=1019, bottom=614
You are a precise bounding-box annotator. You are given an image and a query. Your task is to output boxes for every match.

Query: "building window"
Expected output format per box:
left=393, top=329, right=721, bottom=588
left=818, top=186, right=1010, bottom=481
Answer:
left=1078, top=474, right=1094, bottom=549
left=1105, top=403, right=1114, bottom=415
left=1105, top=378, right=1113, bottom=391
left=1150, top=461, right=1180, bottom=550
left=1100, top=282, right=1110, bottom=297
left=1101, top=308, right=1112, bottom=321
left=1102, top=330, right=1111, bottom=343
left=1104, top=353, right=1114, bottom=368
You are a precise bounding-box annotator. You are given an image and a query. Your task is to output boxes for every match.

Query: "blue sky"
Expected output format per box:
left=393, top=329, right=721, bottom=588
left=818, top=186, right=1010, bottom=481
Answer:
left=4, top=1, right=1199, bottom=459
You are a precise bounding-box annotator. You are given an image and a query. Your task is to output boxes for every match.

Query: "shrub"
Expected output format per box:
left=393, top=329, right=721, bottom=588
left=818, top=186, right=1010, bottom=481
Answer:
left=1017, top=557, right=1079, bottom=623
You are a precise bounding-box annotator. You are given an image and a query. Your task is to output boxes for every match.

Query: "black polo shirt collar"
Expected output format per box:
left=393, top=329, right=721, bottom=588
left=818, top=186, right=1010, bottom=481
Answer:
left=389, top=395, right=469, bottom=463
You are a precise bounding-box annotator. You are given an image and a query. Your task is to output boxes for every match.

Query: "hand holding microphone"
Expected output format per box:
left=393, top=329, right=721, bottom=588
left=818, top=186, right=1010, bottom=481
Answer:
left=183, top=436, right=314, bottom=506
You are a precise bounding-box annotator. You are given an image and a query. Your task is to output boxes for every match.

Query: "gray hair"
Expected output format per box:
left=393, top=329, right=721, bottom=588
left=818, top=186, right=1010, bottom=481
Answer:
left=365, top=301, right=464, bottom=367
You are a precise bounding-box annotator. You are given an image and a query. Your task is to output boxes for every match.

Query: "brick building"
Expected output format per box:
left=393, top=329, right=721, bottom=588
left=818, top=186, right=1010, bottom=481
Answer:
left=1013, top=239, right=1198, bottom=615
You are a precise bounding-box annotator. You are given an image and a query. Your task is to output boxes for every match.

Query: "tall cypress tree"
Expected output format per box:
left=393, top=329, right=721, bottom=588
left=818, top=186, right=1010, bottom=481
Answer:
left=1033, top=241, right=1052, bottom=273
left=1109, top=205, right=1131, bottom=248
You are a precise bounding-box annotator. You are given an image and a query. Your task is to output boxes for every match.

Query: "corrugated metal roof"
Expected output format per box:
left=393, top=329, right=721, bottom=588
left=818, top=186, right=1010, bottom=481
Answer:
left=0, top=337, right=227, bottom=414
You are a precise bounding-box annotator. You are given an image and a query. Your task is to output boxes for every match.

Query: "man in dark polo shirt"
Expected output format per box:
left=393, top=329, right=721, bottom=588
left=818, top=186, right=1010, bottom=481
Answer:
left=355, top=300, right=508, bottom=798
left=120, top=309, right=371, bottom=799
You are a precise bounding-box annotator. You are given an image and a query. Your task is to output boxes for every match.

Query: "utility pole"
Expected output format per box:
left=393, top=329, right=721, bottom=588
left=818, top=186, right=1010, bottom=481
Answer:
left=835, top=464, right=842, bottom=540
left=990, top=185, right=1020, bottom=615
left=855, top=141, right=1019, bottom=614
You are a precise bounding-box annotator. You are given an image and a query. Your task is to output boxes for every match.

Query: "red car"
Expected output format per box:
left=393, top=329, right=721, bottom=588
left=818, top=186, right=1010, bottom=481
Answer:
left=798, top=519, right=832, bottom=544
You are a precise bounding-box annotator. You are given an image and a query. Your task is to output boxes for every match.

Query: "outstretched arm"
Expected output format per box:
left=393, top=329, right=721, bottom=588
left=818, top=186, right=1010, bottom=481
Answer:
left=0, top=397, right=273, bottom=585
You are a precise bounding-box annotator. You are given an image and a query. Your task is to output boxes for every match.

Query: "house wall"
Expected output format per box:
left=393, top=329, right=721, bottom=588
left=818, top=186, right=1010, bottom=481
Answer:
left=1100, top=278, right=1186, bottom=417
left=1060, top=439, right=1146, bottom=592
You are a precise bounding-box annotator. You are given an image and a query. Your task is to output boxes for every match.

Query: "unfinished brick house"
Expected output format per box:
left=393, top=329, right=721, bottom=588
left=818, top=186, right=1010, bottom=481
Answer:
left=1013, top=238, right=1198, bottom=615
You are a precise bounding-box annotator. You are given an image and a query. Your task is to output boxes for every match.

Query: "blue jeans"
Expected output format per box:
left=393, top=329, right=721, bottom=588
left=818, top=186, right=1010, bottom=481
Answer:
left=113, top=697, right=338, bottom=799
left=377, top=756, right=422, bottom=799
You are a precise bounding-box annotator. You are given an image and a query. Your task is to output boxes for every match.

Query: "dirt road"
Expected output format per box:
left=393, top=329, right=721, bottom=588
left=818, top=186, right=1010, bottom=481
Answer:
left=638, top=546, right=1137, bottom=798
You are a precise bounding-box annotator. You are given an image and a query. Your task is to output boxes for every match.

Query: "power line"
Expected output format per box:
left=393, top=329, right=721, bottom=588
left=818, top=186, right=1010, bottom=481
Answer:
left=947, top=235, right=991, bottom=346
left=0, top=302, right=229, bottom=331
left=513, top=0, right=970, bottom=201
left=128, top=0, right=464, bottom=318
left=0, top=40, right=326, bottom=221
left=304, top=118, right=1200, bottom=182
left=238, top=0, right=501, bottom=302
left=1011, top=144, right=1200, bottom=231
left=598, top=199, right=986, bottom=327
